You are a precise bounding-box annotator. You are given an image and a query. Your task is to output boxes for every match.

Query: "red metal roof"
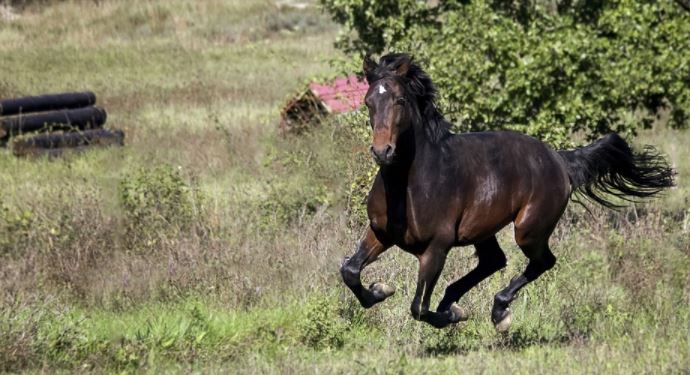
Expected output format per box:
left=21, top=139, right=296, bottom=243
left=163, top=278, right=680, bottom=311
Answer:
left=308, top=75, right=369, bottom=113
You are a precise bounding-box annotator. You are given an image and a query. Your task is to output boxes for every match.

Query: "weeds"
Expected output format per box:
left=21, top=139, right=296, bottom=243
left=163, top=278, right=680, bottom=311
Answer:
left=119, top=165, right=206, bottom=250
left=0, top=0, right=688, bottom=373
left=300, top=295, right=347, bottom=350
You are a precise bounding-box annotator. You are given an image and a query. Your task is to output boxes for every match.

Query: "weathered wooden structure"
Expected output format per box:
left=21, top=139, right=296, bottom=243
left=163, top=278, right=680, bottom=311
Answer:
left=280, top=75, right=368, bottom=132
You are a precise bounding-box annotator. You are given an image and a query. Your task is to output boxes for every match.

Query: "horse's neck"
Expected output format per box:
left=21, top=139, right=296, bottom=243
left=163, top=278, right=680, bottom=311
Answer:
left=380, top=132, right=440, bottom=189
left=409, top=119, right=442, bottom=174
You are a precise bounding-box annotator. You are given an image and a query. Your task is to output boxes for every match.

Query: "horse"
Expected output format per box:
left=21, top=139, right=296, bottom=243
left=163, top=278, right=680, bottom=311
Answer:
left=339, top=53, right=675, bottom=331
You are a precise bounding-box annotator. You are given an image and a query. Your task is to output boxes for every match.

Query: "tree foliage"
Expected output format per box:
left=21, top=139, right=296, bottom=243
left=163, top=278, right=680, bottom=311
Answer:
left=320, top=0, right=690, bottom=146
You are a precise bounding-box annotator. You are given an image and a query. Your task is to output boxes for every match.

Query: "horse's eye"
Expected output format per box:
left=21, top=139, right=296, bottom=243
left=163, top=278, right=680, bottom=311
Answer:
left=395, top=97, right=406, bottom=105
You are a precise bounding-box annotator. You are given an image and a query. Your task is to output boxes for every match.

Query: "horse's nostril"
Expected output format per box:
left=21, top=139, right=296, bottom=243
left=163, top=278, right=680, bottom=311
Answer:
left=369, top=146, right=379, bottom=160
left=385, top=145, right=395, bottom=158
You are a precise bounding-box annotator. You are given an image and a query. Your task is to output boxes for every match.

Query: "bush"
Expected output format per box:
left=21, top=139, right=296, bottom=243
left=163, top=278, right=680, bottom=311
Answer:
left=0, top=302, right=42, bottom=372
left=320, top=0, right=690, bottom=147
left=257, top=180, right=329, bottom=229
left=335, top=110, right=378, bottom=226
left=119, top=165, right=204, bottom=247
left=0, top=205, right=33, bottom=258
left=300, top=295, right=347, bottom=350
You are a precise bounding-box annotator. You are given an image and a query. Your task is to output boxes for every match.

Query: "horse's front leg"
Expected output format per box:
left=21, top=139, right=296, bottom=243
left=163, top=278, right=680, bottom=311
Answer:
left=340, top=228, right=394, bottom=308
left=410, top=244, right=466, bottom=328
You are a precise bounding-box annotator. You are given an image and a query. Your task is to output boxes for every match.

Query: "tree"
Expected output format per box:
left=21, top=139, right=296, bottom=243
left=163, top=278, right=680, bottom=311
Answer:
left=321, top=0, right=690, bottom=146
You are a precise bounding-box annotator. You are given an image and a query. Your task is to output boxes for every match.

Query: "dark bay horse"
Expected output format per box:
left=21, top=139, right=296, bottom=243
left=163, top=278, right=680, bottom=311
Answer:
left=340, top=53, right=675, bottom=330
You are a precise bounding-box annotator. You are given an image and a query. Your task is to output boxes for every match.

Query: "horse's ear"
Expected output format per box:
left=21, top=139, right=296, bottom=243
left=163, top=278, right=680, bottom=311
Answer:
left=393, top=55, right=412, bottom=77
left=363, top=55, right=378, bottom=83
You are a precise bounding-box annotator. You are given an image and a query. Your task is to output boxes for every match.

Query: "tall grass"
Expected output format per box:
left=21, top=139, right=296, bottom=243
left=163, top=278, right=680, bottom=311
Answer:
left=0, top=0, right=688, bottom=373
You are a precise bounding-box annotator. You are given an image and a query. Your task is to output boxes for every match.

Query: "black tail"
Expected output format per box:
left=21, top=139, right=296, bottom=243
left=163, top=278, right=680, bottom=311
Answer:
left=558, top=133, right=675, bottom=208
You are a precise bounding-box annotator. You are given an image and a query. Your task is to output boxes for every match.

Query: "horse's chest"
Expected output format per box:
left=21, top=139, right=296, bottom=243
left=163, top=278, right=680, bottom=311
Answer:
left=368, top=185, right=441, bottom=251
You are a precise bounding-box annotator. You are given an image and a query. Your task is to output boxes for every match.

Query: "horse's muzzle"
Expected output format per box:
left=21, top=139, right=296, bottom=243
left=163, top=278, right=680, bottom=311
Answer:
left=370, top=144, right=396, bottom=165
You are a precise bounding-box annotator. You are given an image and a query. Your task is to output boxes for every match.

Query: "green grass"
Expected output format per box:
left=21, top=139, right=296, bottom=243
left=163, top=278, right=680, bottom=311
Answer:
left=0, top=0, right=689, bottom=373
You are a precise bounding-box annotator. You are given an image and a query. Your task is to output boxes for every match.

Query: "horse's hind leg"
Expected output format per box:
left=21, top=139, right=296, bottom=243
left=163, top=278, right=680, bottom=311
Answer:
left=490, top=196, right=565, bottom=332
left=491, top=235, right=557, bottom=332
left=436, top=236, right=507, bottom=317
left=341, top=228, right=394, bottom=308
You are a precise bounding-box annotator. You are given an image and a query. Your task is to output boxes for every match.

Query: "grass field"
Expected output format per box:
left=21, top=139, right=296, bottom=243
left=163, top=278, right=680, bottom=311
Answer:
left=0, top=1, right=688, bottom=373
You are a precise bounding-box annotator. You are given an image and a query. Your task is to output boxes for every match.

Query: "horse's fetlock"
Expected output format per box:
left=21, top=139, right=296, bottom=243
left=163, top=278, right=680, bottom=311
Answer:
left=494, top=293, right=511, bottom=307
left=410, top=300, right=428, bottom=321
left=437, top=298, right=453, bottom=312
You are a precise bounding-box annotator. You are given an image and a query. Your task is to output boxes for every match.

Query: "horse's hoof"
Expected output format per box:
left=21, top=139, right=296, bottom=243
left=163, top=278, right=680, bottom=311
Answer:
left=449, top=303, right=469, bottom=323
left=370, top=282, right=395, bottom=299
left=494, top=309, right=512, bottom=333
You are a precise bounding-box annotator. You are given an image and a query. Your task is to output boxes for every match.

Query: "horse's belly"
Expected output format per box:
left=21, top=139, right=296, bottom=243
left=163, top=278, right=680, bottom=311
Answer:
left=455, top=204, right=516, bottom=246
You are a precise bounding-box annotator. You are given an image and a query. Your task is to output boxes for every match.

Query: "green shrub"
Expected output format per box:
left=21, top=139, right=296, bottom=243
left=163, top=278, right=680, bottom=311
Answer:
left=335, top=110, right=378, bottom=226
left=0, top=205, right=34, bottom=257
left=257, top=180, right=329, bottom=229
left=321, top=0, right=690, bottom=147
left=254, top=124, right=361, bottom=230
left=0, top=303, right=94, bottom=372
left=119, top=165, right=204, bottom=246
left=300, top=295, right=347, bottom=350
left=38, top=311, right=92, bottom=367
left=0, top=302, right=42, bottom=372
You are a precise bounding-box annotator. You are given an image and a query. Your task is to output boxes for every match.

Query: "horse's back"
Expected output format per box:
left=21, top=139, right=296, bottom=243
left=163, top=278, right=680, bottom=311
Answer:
left=451, top=131, right=569, bottom=190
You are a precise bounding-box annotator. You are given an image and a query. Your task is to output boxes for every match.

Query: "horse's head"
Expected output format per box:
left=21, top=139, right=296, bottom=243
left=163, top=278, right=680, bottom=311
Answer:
left=362, top=54, right=416, bottom=166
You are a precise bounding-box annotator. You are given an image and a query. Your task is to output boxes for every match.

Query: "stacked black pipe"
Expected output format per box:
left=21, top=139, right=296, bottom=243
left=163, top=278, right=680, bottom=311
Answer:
left=0, top=92, right=124, bottom=157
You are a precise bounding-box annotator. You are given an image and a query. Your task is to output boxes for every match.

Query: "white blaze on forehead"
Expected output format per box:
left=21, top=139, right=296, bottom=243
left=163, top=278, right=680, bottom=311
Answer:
left=378, top=84, right=387, bottom=94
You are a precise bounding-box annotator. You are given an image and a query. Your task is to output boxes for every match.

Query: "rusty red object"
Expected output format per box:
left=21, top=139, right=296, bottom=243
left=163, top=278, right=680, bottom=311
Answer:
left=308, top=75, right=369, bottom=114
left=280, top=75, right=369, bottom=132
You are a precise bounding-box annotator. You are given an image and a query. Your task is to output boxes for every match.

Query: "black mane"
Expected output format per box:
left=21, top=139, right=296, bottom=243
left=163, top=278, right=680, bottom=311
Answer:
left=372, top=53, right=452, bottom=143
